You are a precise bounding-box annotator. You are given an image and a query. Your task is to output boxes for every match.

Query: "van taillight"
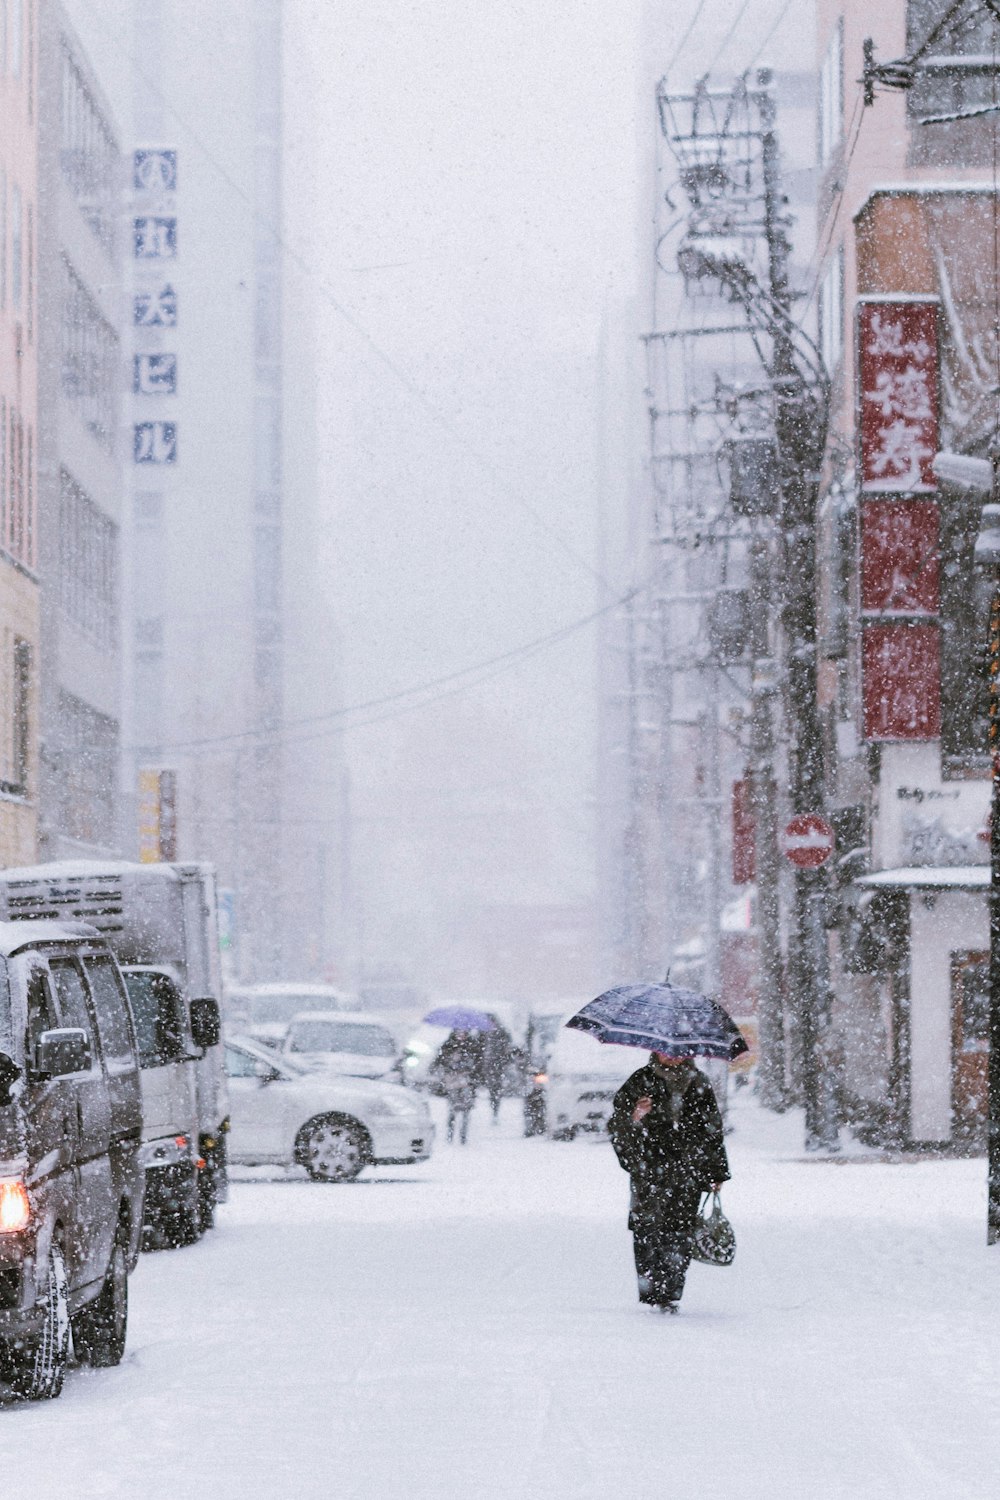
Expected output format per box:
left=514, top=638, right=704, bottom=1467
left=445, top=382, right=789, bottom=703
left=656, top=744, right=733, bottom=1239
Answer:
left=0, top=1180, right=30, bottom=1233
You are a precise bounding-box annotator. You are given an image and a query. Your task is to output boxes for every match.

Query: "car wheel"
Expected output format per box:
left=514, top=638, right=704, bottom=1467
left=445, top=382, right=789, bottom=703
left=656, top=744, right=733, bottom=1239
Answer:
left=297, top=1115, right=369, bottom=1182
left=10, top=1245, right=71, bottom=1400
left=72, top=1240, right=128, bottom=1368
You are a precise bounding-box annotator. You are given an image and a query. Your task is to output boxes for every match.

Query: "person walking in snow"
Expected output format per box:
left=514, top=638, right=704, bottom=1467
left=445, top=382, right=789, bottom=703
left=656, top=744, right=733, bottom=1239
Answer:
left=431, top=1029, right=479, bottom=1145
left=479, top=1025, right=511, bottom=1124
left=608, top=1051, right=729, bottom=1312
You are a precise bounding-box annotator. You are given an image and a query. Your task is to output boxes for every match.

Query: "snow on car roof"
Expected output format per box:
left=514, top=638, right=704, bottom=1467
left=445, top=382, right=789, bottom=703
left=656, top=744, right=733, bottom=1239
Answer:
left=286, top=1009, right=389, bottom=1028
left=548, top=1024, right=639, bottom=1076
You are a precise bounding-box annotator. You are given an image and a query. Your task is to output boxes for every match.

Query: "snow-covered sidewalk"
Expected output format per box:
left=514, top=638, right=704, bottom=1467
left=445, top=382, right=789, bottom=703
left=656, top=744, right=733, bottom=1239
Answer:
left=4, top=1090, right=1000, bottom=1499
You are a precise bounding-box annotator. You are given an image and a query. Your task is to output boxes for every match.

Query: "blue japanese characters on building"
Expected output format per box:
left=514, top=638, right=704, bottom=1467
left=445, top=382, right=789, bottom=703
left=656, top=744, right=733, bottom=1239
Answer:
left=134, top=149, right=178, bottom=194
left=134, top=354, right=177, bottom=396
left=134, top=285, right=177, bottom=327
left=133, top=149, right=178, bottom=465
left=134, top=422, right=177, bottom=464
left=133, top=216, right=177, bottom=259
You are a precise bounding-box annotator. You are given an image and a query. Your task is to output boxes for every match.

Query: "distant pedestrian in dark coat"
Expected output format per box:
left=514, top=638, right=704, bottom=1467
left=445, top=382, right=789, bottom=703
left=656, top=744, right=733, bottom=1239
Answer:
left=431, top=1030, right=479, bottom=1145
left=608, top=1053, right=730, bottom=1311
left=479, top=1026, right=511, bottom=1123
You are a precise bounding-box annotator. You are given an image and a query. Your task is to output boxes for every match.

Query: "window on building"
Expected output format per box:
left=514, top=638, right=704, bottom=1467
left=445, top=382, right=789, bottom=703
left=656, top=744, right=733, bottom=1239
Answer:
left=0, top=636, right=31, bottom=798
left=59, top=42, right=119, bottom=255
left=907, top=1, right=1000, bottom=163
left=61, top=256, right=119, bottom=453
left=58, top=469, right=119, bottom=652
left=51, top=690, right=118, bottom=845
left=819, top=18, right=844, bottom=166
left=818, top=246, right=845, bottom=375
left=9, top=0, right=21, bottom=80
left=26, top=201, right=32, bottom=342
left=1, top=399, right=35, bottom=570
left=11, top=183, right=21, bottom=312
left=940, top=478, right=992, bottom=771
left=0, top=170, right=6, bottom=308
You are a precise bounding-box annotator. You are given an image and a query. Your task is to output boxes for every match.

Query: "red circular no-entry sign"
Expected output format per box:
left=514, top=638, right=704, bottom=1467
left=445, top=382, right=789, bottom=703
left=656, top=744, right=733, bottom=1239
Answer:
left=780, top=814, right=835, bottom=869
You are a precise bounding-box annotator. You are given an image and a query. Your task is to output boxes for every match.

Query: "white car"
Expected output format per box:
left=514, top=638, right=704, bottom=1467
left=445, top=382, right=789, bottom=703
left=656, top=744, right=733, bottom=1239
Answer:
left=224, top=1036, right=434, bottom=1181
left=281, top=1010, right=398, bottom=1079
left=545, top=1027, right=639, bottom=1139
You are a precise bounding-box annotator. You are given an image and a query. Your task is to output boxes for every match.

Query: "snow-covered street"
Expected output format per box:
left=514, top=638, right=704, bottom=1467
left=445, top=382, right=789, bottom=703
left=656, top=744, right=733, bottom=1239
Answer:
left=5, top=1090, right=1000, bottom=1500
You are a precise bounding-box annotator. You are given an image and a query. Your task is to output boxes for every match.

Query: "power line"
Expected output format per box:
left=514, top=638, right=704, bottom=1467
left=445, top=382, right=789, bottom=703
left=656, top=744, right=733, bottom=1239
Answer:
left=747, top=0, right=794, bottom=70
left=74, top=0, right=608, bottom=590
left=132, top=576, right=651, bottom=757
left=801, top=86, right=867, bottom=320
left=707, top=0, right=753, bottom=74
left=668, top=0, right=708, bottom=75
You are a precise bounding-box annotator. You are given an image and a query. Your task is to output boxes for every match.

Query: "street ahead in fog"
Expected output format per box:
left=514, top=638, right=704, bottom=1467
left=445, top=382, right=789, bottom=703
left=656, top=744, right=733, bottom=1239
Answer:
left=5, top=1095, right=999, bottom=1500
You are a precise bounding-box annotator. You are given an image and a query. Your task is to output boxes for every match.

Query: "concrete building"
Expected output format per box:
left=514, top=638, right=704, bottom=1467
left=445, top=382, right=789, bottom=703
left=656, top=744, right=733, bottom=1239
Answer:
left=111, top=0, right=345, bottom=982
left=0, top=0, right=41, bottom=868
left=814, top=0, right=998, bottom=1147
left=604, top=3, right=818, bottom=1013
left=36, top=0, right=125, bottom=859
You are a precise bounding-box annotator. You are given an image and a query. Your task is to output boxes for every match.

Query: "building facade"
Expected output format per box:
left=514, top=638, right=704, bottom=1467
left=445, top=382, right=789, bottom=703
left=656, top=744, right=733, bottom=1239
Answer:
left=36, top=0, right=125, bottom=860
left=815, top=0, right=1000, bottom=1147
left=117, top=0, right=345, bottom=983
left=606, top=4, right=819, bottom=1030
left=0, top=0, right=40, bottom=868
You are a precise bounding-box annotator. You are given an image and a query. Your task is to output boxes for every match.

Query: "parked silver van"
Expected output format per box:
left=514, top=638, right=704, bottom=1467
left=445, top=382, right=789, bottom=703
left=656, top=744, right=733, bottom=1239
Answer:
left=0, top=921, right=144, bottom=1401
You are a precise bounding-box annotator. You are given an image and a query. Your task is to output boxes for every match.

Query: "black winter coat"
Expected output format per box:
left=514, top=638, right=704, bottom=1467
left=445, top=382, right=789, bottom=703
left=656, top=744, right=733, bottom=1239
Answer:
left=608, top=1063, right=730, bottom=1211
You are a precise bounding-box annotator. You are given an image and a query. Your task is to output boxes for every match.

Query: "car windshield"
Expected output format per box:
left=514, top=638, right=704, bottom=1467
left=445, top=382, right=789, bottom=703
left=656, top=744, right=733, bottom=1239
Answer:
left=288, top=1021, right=395, bottom=1056
left=227, top=1040, right=307, bottom=1078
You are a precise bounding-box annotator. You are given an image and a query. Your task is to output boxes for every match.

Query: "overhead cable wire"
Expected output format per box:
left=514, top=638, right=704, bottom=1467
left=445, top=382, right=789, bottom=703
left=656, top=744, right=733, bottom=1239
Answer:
left=667, top=0, right=708, bottom=76
left=800, top=87, right=867, bottom=321
left=131, top=575, right=655, bottom=757
left=706, top=0, right=754, bottom=75
left=746, top=0, right=794, bottom=70
left=75, top=0, right=609, bottom=590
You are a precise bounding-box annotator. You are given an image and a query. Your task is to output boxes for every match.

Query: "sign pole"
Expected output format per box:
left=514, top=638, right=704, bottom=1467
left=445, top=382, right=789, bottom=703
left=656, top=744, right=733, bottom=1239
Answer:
left=988, top=584, right=1000, bottom=1244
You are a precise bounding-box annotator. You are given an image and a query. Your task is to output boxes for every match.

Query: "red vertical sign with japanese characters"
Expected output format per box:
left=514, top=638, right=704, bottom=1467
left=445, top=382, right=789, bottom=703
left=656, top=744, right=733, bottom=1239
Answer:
left=857, top=300, right=941, bottom=742
left=858, top=301, right=938, bottom=492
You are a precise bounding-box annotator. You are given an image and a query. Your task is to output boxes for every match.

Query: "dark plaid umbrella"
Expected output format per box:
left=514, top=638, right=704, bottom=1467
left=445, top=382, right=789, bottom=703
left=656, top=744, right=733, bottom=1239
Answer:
left=565, top=982, right=749, bottom=1061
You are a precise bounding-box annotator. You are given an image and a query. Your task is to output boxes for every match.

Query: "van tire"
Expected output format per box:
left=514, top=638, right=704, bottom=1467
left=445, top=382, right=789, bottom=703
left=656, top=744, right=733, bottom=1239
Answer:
left=72, top=1241, right=127, bottom=1368
left=297, top=1115, right=369, bottom=1182
left=11, top=1245, right=70, bottom=1400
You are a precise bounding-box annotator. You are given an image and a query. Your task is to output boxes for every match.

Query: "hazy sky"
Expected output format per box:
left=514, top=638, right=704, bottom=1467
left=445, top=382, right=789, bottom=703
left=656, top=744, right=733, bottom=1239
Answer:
left=284, top=0, right=808, bottom=986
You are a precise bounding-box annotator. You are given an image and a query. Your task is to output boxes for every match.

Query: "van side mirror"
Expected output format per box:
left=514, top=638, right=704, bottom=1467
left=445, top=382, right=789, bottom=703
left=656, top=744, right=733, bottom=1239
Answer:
left=37, top=1029, right=90, bottom=1078
left=0, top=1052, right=21, bottom=1106
left=190, top=997, right=221, bottom=1051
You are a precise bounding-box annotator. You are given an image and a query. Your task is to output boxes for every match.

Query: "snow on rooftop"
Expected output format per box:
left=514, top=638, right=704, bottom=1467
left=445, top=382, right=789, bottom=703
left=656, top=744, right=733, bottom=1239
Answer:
left=857, top=865, right=989, bottom=890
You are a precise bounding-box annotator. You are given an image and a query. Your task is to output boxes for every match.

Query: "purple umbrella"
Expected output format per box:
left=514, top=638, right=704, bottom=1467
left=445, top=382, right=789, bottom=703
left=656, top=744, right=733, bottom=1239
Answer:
left=424, top=1005, right=497, bottom=1032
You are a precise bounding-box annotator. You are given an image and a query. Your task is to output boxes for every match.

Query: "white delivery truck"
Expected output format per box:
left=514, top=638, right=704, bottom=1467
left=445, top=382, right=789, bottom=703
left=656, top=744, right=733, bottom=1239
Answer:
left=0, top=860, right=227, bottom=1246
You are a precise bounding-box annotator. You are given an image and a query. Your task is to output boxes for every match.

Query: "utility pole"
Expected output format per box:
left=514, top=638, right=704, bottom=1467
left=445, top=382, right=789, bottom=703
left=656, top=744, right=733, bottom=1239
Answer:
left=757, top=76, right=838, bottom=1150
left=975, top=483, right=1000, bottom=1242
left=989, top=579, right=1000, bottom=1242
left=748, top=527, right=787, bottom=1105
left=656, top=69, right=837, bottom=1145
